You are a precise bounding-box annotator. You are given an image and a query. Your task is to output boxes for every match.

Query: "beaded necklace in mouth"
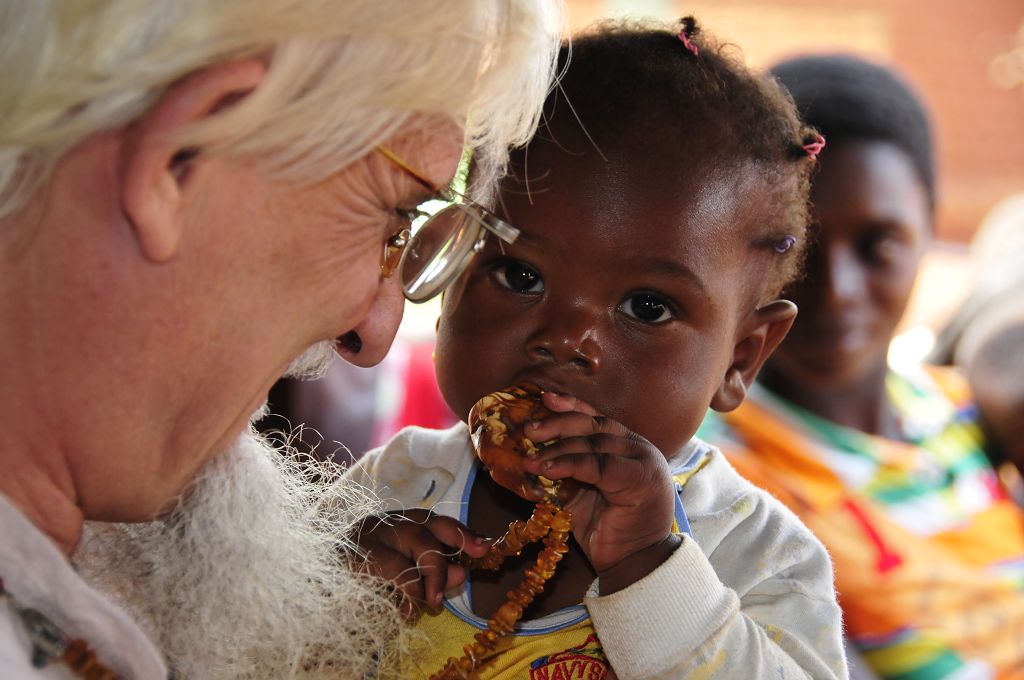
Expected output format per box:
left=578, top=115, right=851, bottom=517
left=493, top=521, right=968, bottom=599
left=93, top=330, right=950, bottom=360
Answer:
left=0, top=577, right=119, bottom=679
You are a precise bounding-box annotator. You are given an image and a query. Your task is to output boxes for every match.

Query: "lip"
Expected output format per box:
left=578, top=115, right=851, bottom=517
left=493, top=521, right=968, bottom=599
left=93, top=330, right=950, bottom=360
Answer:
left=512, top=372, right=577, bottom=399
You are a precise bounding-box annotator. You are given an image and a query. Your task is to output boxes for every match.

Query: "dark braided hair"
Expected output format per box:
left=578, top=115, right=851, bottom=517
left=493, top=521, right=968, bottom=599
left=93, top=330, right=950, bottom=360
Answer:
left=504, top=17, right=819, bottom=299
left=770, top=54, right=936, bottom=209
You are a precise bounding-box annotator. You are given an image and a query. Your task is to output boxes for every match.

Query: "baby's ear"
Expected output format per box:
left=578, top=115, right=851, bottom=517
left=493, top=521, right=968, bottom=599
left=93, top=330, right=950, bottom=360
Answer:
left=711, top=300, right=797, bottom=412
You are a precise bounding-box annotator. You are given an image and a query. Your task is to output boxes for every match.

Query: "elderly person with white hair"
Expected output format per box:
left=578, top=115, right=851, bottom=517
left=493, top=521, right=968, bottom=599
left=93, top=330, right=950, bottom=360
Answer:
left=0, top=1, right=563, bottom=677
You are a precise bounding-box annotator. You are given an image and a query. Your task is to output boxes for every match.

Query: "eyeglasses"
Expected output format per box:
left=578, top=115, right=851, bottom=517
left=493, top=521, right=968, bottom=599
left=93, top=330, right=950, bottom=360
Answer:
left=376, top=146, right=520, bottom=303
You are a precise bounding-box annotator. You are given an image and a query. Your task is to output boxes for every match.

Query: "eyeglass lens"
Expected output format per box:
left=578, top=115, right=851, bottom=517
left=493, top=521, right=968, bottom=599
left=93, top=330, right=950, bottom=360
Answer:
left=381, top=229, right=410, bottom=277
left=399, top=204, right=487, bottom=302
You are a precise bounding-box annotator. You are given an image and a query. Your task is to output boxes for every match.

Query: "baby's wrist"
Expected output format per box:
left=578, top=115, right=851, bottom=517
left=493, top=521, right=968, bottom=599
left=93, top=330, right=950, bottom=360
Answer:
left=596, top=533, right=683, bottom=596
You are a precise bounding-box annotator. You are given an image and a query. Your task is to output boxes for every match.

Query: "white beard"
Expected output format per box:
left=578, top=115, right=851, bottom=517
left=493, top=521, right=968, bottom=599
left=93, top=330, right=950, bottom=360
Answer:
left=75, top=428, right=405, bottom=679
left=282, top=340, right=337, bottom=381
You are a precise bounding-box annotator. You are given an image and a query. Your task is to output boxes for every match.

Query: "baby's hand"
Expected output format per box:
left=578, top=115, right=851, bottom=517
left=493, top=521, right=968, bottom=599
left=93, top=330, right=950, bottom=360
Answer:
left=354, top=509, right=490, bottom=619
left=523, top=392, right=681, bottom=595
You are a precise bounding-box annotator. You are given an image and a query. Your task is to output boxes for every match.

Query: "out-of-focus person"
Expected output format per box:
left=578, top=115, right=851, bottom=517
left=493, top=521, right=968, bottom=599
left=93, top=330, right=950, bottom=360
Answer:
left=0, top=1, right=562, bottom=678
left=699, top=54, right=1024, bottom=680
left=931, top=193, right=1024, bottom=501
left=963, top=319, right=1024, bottom=505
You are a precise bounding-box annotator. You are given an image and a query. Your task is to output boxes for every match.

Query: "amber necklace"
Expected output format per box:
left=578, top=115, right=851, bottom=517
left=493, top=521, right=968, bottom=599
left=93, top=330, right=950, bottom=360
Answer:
left=429, top=497, right=573, bottom=680
left=429, top=384, right=576, bottom=679
left=0, top=577, right=118, bottom=679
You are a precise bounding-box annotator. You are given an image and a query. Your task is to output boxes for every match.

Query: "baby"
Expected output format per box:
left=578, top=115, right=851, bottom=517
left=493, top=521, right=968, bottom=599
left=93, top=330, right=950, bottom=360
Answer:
left=350, top=18, right=847, bottom=679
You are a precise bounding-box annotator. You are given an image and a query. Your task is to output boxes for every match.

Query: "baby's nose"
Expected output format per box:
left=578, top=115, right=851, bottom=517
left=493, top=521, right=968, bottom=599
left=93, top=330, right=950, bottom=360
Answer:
left=526, top=308, right=602, bottom=373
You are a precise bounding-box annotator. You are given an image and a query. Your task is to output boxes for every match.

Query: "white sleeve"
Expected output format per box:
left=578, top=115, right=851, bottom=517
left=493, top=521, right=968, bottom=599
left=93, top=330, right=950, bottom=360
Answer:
left=585, top=494, right=848, bottom=679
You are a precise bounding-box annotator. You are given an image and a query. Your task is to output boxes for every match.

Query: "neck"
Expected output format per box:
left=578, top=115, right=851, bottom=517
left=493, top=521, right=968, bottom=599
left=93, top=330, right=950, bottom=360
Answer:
left=0, top=457, right=84, bottom=558
left=1, top=214, right=84, bottom=559
left=759, top=361, right=901, bottom=438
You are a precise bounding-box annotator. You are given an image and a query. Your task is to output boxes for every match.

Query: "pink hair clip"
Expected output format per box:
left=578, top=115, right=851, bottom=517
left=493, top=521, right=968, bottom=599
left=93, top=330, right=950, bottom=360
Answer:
left=803, top=134, right=826, bottom=158
left=678, top=18, right=698, bottom=56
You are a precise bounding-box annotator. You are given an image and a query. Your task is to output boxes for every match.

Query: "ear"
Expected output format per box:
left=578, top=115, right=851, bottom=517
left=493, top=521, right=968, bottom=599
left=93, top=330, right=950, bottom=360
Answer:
left=120, top=59, right=266, bottom=262
left=710, top=300, right=797, bottom=413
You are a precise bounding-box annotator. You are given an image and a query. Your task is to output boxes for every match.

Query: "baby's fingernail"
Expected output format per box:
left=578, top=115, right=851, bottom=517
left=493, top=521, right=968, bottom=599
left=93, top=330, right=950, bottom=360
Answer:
left=433, top=592, right=443, bottom=606
left=542, top=461, right=554, bottom=470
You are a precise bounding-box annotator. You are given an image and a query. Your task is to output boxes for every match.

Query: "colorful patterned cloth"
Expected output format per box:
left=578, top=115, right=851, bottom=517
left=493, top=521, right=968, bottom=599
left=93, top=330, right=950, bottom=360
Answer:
left=700, top=366, right=1024, bottom=680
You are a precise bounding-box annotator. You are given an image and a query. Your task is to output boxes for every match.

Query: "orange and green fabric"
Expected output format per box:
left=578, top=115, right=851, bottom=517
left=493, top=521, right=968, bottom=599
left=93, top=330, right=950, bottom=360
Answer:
left=699, top=366, right=1024, bottom=680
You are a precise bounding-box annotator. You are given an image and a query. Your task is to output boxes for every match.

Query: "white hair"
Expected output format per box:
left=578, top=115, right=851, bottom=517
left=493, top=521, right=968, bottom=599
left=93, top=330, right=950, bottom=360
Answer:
left=0, top=0, right=565, bottom=220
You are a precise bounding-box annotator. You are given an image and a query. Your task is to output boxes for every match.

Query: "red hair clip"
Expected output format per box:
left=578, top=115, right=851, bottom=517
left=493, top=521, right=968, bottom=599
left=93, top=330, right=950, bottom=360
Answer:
left=803, top=134, right=826, bottom=158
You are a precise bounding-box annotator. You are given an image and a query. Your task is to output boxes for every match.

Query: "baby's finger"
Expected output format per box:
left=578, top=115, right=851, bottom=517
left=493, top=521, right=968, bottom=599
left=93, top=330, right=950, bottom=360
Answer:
left=419, top=514, right=489, bottom=605
left=362, top=544, right=426, bottom=618
left=421, top=513, right=491, bottom=559
left=391, top=565, right=428, bottom=621
left=413, top=542, right=454, bottom=609
left=531, top=446, right=648, bottom=492
left=526, top=411, right=632, bottom=451
left=444, top=563, right=468, bottom=594
left=541, top=391, right=599, bottom=416
left=383, top=523, right=452, bottom=597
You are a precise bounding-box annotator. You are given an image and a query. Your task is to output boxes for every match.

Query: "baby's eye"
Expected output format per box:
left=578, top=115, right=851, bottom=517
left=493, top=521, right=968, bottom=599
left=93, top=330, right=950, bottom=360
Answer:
left=493, top=261, right=543, bottom=294
left=619, top=293, right=674, bottom=324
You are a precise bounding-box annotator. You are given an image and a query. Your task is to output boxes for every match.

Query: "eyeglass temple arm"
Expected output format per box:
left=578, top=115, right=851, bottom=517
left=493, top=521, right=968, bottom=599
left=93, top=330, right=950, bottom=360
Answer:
left=377, top=145, right=519, bottom=245
left=375, top=146, right=437, bottom=192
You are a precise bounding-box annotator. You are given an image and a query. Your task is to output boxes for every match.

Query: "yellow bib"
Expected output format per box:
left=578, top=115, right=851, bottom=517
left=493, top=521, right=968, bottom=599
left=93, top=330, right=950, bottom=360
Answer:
left=402, top=608, right=610, bottom=679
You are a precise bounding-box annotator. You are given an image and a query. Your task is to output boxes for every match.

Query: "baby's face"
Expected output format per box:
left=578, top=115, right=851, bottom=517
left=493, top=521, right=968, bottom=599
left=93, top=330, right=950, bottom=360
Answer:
left=434, top=144, right=778, bottom=457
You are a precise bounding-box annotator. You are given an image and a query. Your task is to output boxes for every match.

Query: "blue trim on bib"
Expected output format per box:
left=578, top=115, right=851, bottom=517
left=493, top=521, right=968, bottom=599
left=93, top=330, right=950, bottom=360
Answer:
left=460, top=462, right=479, bottom=610
left=442, top=598, right=590, bottom=636
left=673, top=483, right=691, bottom=536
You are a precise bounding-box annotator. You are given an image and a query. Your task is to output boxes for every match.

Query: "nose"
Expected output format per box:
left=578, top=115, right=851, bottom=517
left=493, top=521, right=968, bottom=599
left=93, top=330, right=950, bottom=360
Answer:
left=335, top=275, right=405, bottom=368
left=810, top=243, right=864, bottom=309
left=526, top=302, right=602, bottom=373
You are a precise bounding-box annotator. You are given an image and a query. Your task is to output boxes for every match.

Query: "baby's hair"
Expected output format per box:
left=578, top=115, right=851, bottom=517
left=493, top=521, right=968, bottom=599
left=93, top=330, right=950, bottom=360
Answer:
left=511, top=17, right=819, bottom=301
left=770, top=54, right=936, bottom=210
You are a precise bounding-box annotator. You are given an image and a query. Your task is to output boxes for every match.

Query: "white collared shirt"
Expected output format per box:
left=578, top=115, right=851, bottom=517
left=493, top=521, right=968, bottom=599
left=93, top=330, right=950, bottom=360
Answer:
left=0, top=494, right=167, bottom=679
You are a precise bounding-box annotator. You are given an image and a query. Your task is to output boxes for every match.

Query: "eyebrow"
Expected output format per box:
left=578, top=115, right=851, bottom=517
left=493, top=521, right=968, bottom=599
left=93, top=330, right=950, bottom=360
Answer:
left=631, top=257, right=710, bottom=298
left=513, top=231, right=711, bottom=298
